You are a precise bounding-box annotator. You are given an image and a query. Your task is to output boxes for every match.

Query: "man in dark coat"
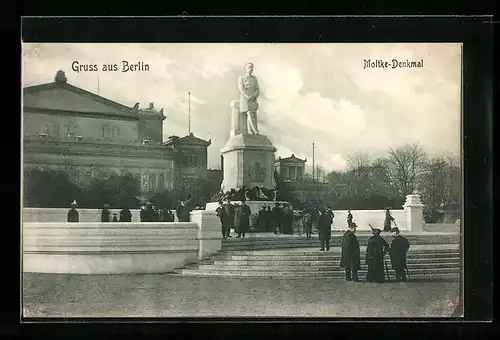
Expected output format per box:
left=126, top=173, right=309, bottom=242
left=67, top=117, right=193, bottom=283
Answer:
left=272, top=203, right=283, bottom=234
left=119, top=206, right=132, bottom=222
left=318, top=209, right=332, bottom=251
left=340, top=222, right=361, bottom=281
left=384, top=208, right=395, bottom=232
left=282, top=203, right=294, bottom=234
left=216, top=201, right=226, bottom=238
left=365, top=226, right=390, bottom=283
left=257, top=205, right=268, bottom=232
left=101, top=204, right=111, bottom=222
left=222, top=198, right=235, bottom=237
left=389, top=227, right=410, bottom=282
left=112, top=213, right=119, bottom=222
left=176, top=200, right=191, bottom=222
left=67, top=200, right=79, bottom=223
left=234, top=199, right=251, bottom=238
left=266, top=206, right=273, bottom=232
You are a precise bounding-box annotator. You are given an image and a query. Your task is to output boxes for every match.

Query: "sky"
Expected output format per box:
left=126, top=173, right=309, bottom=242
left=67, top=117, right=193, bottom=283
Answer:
left=22, top=43, right=462, bottom=172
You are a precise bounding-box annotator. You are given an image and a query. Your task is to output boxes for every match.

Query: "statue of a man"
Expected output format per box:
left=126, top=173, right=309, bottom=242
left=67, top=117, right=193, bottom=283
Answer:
left=238, top=62, right=260, bottom=134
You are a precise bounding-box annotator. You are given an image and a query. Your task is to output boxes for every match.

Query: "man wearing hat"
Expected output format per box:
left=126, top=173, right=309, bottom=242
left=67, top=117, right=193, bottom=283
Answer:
left=318, top=208, right=332, bottom=251
left=176, top=200, right=191, bottom=222
left=340, top=222, right=361, bottom=281
left=272, top=202, right=283, bottom=234
left=366, top=226, right=390, bottom=283
left=67, top=200, right=79, bottom=223
left=257, top=205, right=268, bottom=232
left=234, top=198, right=251, bottom=238
left=389, top=227, right=410, bottom=282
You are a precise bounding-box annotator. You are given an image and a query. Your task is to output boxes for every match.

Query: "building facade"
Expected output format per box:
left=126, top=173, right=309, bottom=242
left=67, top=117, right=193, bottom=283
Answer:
left=22, top=71, right=211, bottom=200
left=274, top=154, right=307, bottom=182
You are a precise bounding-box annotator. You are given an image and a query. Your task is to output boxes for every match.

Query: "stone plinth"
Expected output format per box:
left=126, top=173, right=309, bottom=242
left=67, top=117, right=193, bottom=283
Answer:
left=221, top=133, right=276, bottom=192
left=403, top=193, right=425, bottom=232
left=190, top=210, right=222, bottom=260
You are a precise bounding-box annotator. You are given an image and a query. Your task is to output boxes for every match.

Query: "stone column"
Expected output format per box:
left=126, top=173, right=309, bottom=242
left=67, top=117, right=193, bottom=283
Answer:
left=230, top=100, right=240, bottom=137
left=190, top=210, right=222, bottom=260
left=403, top=191, right=425, bottom=232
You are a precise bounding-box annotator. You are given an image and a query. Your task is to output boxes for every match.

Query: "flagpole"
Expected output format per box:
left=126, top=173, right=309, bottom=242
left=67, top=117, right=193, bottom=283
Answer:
left=312, top=142, right=315, bottom=182
left=97, top=76, right=100, bottom=95
left=188, top=92, right=191, bottom=135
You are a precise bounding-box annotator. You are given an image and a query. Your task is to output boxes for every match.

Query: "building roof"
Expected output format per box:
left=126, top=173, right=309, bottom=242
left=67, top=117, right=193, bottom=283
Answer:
left=275, top=154, right=307, bottom=163
left=22, top=71, right=139, bottom=120
left=163, top=133, right=211, bottom=147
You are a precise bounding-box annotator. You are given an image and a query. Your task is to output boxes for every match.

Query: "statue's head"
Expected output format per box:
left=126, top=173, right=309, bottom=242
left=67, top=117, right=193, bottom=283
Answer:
left=244, top=62, right=254, bottom=74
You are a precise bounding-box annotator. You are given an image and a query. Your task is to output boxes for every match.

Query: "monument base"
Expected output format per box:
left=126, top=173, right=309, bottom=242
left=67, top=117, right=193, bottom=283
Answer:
left=221, top=133, right=276, bottom=192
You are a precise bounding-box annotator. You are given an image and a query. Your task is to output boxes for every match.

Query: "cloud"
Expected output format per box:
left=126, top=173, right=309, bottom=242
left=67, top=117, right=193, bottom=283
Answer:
left=22, top=43, right=462, bottom=172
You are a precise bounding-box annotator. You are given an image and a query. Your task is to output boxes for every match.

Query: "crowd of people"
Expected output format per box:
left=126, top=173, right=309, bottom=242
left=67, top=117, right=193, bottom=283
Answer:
left=66, top=199, right=195, bottom=223
left=340, top=223, right=410, bottom=283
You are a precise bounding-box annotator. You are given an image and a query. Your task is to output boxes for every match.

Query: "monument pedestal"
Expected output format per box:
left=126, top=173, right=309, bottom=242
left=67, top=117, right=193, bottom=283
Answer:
left=221, top=133, right=276, bottom=192
left=403, top=192, right=425, bottom=232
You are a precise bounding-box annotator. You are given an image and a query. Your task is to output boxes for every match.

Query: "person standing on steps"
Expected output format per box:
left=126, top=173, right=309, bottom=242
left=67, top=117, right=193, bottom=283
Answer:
left=384, top=208, right=395, bottom=232
left=389, top=227, right=410, bottom=282
left=340, top=222, right=361, bottom=282
left=176, top=200, right=191, bottom=222
left=222, top=198, right=235, bottom=237
left=272, top=202, right=283, bottom=234
left=318, top=208, right=332, bottom=251
left=302, top=209, right=313, bottom=240
left=365, top=226, right=390, bottom=283
left=234, top=198, right=251, bottom=238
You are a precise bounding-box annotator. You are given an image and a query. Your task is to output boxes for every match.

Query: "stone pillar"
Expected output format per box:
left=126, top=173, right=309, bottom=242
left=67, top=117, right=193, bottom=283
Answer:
left=403, top=191, right=425, bottom=232
left=190, top=210, right=222, bottom=260
left=230, top=100, right=240, bottom=137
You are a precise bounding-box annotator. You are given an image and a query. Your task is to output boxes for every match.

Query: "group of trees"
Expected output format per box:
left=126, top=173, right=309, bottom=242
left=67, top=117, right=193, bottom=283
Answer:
left=23, top=169, right=141, bottom=208
left=23, top=168, right=220, bottom=210
left=277, top=143, right=461, bottom=223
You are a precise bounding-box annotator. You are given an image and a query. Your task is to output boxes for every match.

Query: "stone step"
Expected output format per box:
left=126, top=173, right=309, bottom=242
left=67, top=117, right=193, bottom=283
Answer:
left=199, top=262, right=459, bottom=271
left=212, top=258, right=461, bottom=266
left=176, top=268, right=460, bottom=278
left=215, top=253, right=459, bottom=262
left=222, top=242, right=460, bottom=251
left=220, top=246, right=459, bottom=255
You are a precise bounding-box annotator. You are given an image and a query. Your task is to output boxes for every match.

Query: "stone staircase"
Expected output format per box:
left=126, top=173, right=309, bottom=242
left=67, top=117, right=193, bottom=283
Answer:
left=174, top=233, right=461, bottom=281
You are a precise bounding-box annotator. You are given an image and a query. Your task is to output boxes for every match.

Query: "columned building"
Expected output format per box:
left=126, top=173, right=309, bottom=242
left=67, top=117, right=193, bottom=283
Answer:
left=22, top=70, right=211, bottom=199
left=274, top=154, right=307, bottom=182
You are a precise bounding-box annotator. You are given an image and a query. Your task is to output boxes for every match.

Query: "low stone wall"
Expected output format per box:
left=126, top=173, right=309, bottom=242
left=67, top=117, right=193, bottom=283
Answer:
left=22, top=210, right=222, bottom=274
left=331, top=209, right=407, bottom=231
left=23, top=208, right=144, bottom=223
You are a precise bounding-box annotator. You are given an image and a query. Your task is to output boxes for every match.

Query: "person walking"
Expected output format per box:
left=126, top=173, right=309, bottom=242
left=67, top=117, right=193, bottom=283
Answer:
left=347, top=210, right=353, bottom=227
left=340, top=222, right=361, bottom=282
left=389, top=227, right=411, bottom=282
left=384, top=208, right=395, bottom=232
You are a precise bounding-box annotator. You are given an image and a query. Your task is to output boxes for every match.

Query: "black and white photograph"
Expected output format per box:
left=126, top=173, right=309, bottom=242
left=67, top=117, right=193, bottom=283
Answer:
left=22, top=42, right=463, bottom=318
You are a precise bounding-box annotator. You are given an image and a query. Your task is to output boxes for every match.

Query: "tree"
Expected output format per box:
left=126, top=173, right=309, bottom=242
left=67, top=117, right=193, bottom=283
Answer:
left=346, top=150, right=371, bottom=172
left=274, top=170, right=300, bottom=205
left=385, top=143, right=427, bottom=196
left=84, top=173, right=140, bottom=208
left=23, top=168, right=83, bottom=208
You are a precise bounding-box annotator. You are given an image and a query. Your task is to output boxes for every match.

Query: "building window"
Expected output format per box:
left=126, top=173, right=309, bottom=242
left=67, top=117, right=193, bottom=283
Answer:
left=85, top=171, right=92, bottom=183
left=149, top=174, right=156, bottom=191
left=158, top=173, right=164, bottom=191
left=75, top=172, right=82, bottom=185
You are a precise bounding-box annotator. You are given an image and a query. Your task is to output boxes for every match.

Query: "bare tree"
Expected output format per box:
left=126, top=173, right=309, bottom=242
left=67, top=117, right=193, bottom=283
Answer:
left=386, top=143, right=428, bottom=196
left=346, top=150, right=372, bottom=172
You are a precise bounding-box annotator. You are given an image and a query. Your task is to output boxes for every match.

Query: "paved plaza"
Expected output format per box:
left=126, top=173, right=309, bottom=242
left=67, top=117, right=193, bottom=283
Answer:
left=23, top=273, right=459, bottom=318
